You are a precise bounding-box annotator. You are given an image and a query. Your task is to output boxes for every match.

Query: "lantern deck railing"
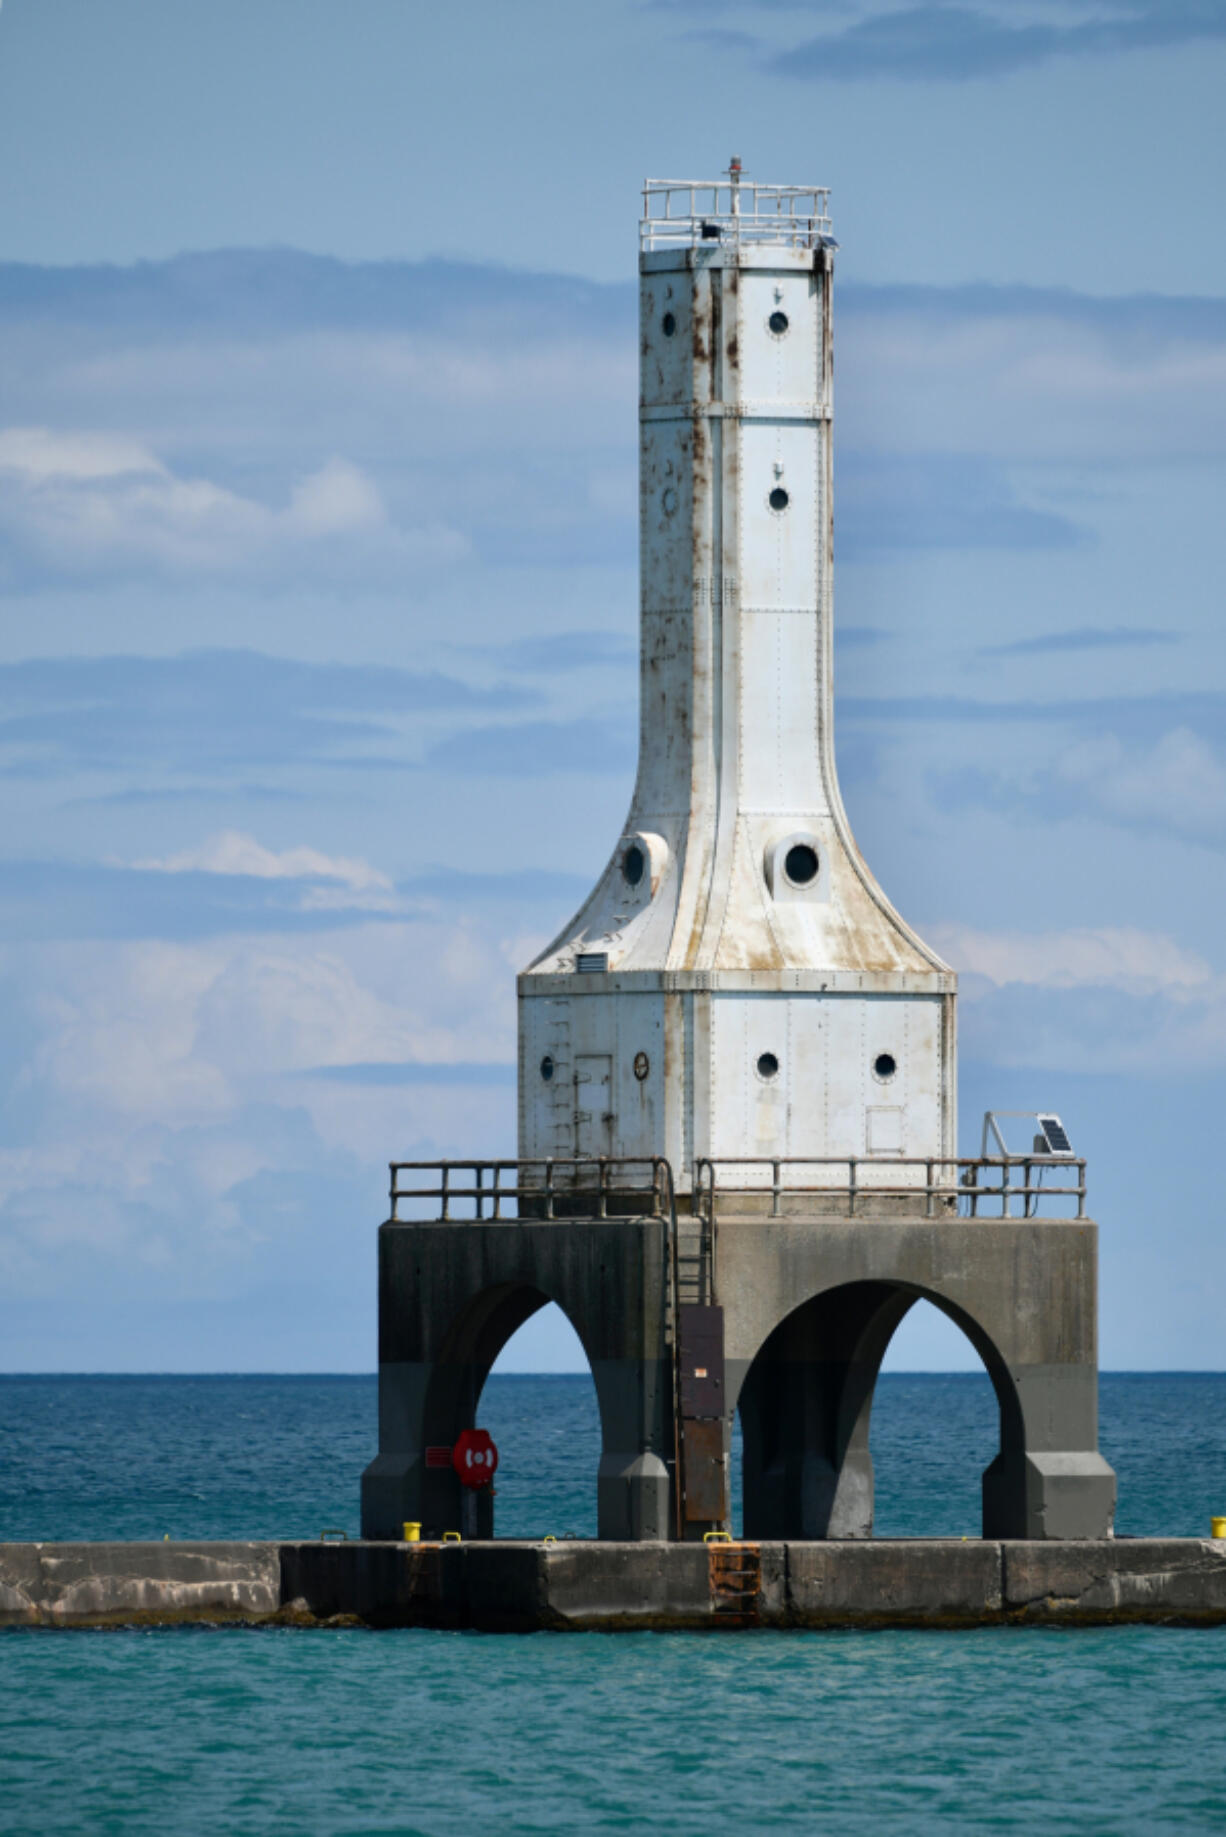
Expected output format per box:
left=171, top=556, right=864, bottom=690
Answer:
left=641, top=177, right=832, bottom=251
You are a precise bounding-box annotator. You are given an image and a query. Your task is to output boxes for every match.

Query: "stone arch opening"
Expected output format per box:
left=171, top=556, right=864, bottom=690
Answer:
left=421, top=1283, right=603, bottom=1540
left=732, top=1280, right=1025, bottom=1541
left=480, top=1305, right=600, bottom=1539
left=869, top=1301, right=1002, bottom=1537
left=422, top=1285, right=602, bottom=1543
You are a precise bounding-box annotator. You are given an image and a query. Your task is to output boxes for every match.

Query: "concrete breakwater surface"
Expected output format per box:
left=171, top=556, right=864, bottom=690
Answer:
left=5, top=1537, right=1226, bottom=1630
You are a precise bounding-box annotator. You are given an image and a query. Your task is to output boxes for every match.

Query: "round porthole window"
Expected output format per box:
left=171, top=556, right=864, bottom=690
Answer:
left=873, top=1052, right=897, bottom=1082
left=662, top=312, right=677, bottom=337
left=633, top=1051, right=650, bottom=1081
left=622, top=843, right=646, bottom=887
left=540, top=1055, right=555, bottom=1082
left=661, top=486, right=679, bottom=517
left=769, top=486, right=790, bottom=512
left=784, top=843, right=819, bottom=887
left=756, top=1051, right=780, bottom=1081
left=768, top=310, right=789, bottom=336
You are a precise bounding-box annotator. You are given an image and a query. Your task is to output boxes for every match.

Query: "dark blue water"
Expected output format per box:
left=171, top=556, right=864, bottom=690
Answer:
left=2, top=1373, right=1223, bottom=1542
left=2, top=1375, right=1225, bottom=1834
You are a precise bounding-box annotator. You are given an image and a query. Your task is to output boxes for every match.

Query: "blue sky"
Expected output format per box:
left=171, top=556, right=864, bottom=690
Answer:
left=1, top=0, right=1224, bottom=1372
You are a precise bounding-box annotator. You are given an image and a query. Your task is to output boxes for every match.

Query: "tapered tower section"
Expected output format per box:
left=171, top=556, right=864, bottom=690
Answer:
left=519, top=172, right=955, bottom=1187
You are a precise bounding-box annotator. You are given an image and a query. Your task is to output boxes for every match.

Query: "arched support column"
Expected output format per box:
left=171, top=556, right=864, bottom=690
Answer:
left=737, top=1282, right=915, bottom=1539
left=361, top=1215, right=673, bottom=1541
left=722, top=1215, right=1116, bottom=1542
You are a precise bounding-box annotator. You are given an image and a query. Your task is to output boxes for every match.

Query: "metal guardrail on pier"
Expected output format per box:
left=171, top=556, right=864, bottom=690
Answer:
left=692, top=1156, right=1087, bottom=1221
left=389, top=1157, right=676, bottom=1223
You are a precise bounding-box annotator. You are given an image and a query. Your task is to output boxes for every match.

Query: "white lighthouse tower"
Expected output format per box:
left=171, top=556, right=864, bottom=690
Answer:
left=518, top=166, right=955, bottom=1189
left=366, top=169, right=1113, bottom=1548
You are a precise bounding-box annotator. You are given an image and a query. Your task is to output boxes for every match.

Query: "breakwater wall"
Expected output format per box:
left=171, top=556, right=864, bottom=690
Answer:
left=4, top=1539, right=1226, bottom=1630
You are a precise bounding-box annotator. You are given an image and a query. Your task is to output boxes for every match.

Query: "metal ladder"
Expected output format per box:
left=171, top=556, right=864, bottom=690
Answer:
left=708, top=1541, right=761, bottom=1625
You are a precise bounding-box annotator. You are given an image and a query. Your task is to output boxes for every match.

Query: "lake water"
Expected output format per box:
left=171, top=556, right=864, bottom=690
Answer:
left=2, top=1373, right=1225, bottom=1833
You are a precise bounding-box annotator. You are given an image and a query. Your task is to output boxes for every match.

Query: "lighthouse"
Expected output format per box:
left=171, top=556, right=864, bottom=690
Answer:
left=519, top=166, right=955, bottom=1186
left=362, top=168, right=1115, bottom=1550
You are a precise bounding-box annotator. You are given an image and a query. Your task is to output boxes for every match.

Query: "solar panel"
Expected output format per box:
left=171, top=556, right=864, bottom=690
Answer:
left=1037, top=1115, right=1073, bottom=1155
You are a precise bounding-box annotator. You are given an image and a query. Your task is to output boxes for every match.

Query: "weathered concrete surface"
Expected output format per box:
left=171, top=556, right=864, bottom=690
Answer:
left=0, top=1542, right=280, bottom=1627
left=363, top=1215, right=673, bottom=1543
left=366, top=1211, right=1115, bottom=1544
left=721, top=1215, right=1114, bottom=1541
left=786, top=1540, right=1002, bottom=1626
left=1003, top=1539, right=1226, bottom=1623
left=6, top=1540, right=1226, bottom=1630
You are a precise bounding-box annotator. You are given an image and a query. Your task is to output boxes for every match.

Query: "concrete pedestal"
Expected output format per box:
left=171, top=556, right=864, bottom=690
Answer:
left=360, top=1209, right=1115, bottom=1544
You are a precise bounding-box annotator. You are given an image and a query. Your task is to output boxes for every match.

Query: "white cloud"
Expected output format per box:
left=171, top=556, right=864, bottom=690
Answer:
left=931, top=922, right=1214, bottom=996
left=842, top=312, right=1226, bottom=464
left=0, top=912, right=520, bottom=1325
left=135, top=830, right=393, bottom=894
left=12, top=917, right=518, bottom=1131
left=931, top=920, right=1226, bottom=1075
left=0, top=427, right=466, bottom=580
left=288, top=456, right=385, bottom=535
left=0, top=425, right=164, bottom=481
left=1054, top=728, right=1226, bottom=842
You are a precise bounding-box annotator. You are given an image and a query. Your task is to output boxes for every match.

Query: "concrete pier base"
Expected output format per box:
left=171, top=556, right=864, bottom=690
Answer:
left=5, top=1539, right=1226, bottom=1630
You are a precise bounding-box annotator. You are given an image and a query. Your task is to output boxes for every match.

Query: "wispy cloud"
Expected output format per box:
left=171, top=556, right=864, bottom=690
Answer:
left=0, top=650, right=535, bottom=781
left=932, top=922, right=1212, bottom=995
left=4, top=255, right=1225, bottom=601
left=981, top=626, right=1180, bottom=659
left=299, top=1061, right=515, bottom=1086
left=481, top=631, right=637, bottom=675
left=931, top=920, right=1226, bottom=1074
left=838, top=452, right=1086, bottom=556
left=770, top=2, right=1226, bottom=83
left=931, top=725, right=1226, bottom=847
left=1055, top=727, right=1226, bottom=843
left=0, top=432, right=463, bottom=586
left=845, top=689, right=1226, bottom=737
left=135, top=831, right=392, bottom=894
left=423, top=717, right=636, bottom=778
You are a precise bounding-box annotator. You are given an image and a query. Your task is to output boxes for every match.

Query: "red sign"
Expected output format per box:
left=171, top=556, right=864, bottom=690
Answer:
left=453, top=1428, right=499, bottom=1489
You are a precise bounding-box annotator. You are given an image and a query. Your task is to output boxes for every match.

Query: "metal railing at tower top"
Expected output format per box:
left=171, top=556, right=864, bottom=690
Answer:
left=389, top=1157, right=677, bottom=1223
left=692, top=1156, right=1087, bottom=1221
left=640, top=177, right=833, bottom=252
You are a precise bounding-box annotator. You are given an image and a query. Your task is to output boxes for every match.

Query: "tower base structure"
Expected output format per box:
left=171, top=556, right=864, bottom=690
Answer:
left=360, top=1165, right=1116, bottom=1544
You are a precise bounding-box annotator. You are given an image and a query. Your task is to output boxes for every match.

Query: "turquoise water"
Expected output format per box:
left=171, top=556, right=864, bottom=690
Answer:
left=2, top=1376, right=1226, bottom=1833
left=3, top=1625, right=1225, bottom=1835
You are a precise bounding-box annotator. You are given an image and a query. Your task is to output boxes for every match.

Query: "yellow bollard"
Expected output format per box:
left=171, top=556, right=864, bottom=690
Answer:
left=402, top=1521, right=421, bottom=1543
left=1211, top=1517, right=1226, bottom=1540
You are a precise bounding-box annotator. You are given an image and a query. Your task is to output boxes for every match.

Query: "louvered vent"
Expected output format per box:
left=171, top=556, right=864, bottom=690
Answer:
left=575, top=952, right=609, bottom=974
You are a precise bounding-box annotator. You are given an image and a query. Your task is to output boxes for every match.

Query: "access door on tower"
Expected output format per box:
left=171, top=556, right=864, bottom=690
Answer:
left=574, top=1054, right=613, bottom=1157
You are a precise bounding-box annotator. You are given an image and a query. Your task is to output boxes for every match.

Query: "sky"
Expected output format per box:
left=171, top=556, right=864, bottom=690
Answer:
left=1, top=0, right=1224, bottom=1375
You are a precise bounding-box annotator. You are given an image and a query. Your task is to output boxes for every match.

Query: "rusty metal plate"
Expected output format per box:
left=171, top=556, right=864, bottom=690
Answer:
left=681, top=1416, right=728, bottom=1523
left=679, top=1303, right=725, bottom=1418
